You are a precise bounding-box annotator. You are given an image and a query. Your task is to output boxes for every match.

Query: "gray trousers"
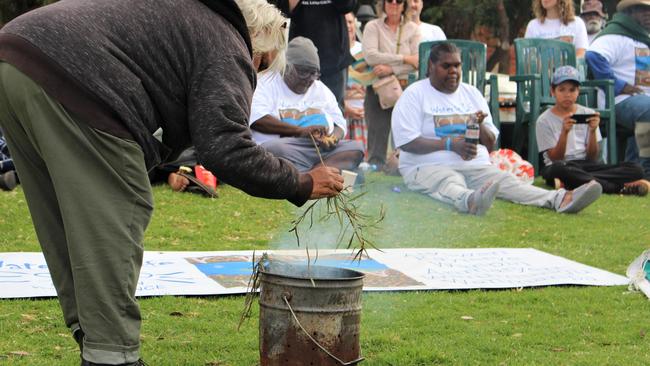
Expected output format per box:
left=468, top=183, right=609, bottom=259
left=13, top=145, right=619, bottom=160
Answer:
left=404, top=164, right=565, bottom=212
left=364, top=85, right=393, bottom=167
left=0, top=63, right=153, bottom=364
left=262, top=137, right=364, bottom=172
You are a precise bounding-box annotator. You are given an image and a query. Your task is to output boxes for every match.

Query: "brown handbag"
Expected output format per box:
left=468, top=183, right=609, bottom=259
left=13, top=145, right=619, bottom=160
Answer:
left=373, top=74, right=403, bottom=109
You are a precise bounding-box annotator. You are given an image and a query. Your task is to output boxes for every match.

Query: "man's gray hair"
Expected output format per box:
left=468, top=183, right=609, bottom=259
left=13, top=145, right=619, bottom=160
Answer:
left=235, top=0, right=288, bottom=74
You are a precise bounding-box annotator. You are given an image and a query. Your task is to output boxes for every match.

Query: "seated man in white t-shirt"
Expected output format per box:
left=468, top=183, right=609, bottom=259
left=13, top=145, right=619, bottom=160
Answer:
left=391, top=42, right=602, bottom=216
left=250, top=37, right=364, bottom=173
left=585, top=1, right=650, bottom=179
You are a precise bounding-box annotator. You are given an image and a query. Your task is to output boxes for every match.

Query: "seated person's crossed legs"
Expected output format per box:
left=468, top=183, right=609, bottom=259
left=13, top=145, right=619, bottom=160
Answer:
left=262, top=136, right=363, bottom=173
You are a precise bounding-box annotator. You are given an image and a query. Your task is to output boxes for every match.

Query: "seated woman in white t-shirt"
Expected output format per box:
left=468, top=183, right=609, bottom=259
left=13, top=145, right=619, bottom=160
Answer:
left=525, top=0, right=588, bottom=57
left=407, top=0, right=446, bottom=43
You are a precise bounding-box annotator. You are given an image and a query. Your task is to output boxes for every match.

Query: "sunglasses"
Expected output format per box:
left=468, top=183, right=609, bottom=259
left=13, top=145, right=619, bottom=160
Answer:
left=293, top=65, right=321, bottom=81
left=386, top=0, right=405, bottom=4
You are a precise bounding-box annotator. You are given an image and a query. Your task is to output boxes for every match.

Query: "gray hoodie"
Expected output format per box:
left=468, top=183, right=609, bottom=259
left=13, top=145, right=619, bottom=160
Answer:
left=0, top=0, right=312, bottom=205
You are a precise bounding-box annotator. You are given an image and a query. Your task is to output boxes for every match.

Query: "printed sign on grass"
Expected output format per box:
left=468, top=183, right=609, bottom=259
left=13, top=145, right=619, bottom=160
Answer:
left=0, top=248, right=629, bottom=299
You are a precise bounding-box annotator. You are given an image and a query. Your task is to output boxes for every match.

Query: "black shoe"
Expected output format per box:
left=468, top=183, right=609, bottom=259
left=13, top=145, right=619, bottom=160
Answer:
left=620, top=180, right=649, bottom=196
left=81, top=358, right=147, bottom=366
left=73, top=329, right=84, bottom=352
left=0, top=170, right=16, bottom=191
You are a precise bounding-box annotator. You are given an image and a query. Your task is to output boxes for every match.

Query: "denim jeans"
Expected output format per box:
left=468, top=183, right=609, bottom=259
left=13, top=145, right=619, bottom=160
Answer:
left=616, top=95, right=650, bottom=177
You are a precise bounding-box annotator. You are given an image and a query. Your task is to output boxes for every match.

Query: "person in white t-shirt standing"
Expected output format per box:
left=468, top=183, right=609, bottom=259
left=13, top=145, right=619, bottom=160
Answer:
left=407, top=0, right=446, bottom=44
left=250, top=37, right=365, bottom=173
left=392, top=42, right=602, bottom=215
left=525, top=0, right=589, bottom=57
left=586, top=0, right=650, bottom=179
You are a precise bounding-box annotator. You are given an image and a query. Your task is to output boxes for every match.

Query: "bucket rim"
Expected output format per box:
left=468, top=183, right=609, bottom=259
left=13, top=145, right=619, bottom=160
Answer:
left=260, top=262, right=365, bottom=281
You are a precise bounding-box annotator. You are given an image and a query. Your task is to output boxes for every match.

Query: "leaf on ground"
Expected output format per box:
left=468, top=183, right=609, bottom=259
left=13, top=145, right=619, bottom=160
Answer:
left=640, top=329, right=646, bottom=338
left=461, top=315, right=474, bottom=320
left=20, top=314, right=36, bottom=321
left=511, top=333, right=523, bottom=337
left=551, top=348, right=565, bottom=352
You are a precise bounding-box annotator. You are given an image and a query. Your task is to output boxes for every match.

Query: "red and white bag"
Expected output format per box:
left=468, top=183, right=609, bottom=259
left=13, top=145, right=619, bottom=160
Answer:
left=489, top=148, right=535, bottom=184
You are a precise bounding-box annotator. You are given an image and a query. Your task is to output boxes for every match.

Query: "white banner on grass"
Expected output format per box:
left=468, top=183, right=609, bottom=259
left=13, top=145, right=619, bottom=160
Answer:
left=0, top=248, right=629, bottom=299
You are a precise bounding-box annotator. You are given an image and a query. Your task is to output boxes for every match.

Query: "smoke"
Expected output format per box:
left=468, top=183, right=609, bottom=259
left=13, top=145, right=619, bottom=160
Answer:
left=268, top=178, right=448, bottom=255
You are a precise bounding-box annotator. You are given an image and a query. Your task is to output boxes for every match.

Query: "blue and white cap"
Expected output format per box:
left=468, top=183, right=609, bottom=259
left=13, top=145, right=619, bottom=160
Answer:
left=552, top=66, right=581, bottom=86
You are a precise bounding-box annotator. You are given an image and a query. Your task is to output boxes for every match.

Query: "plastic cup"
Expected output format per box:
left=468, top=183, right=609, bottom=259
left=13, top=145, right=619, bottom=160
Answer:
left=341, top=170, right=358, bottom=193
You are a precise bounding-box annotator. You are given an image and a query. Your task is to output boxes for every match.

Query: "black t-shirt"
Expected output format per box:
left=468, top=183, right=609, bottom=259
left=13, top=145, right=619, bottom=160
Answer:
left=276, top=0, right=356, bottom=76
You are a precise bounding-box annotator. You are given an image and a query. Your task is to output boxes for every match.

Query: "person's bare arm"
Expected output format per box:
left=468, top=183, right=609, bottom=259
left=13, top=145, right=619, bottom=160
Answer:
left=288, top=0, right=300, bottom=12
left=475, top=111, right=496, bottom=152
left=546, top=116, right=574, bottom=161
left=401, top=136, right=477, bottom=160
left=585, top=113, right=600, bottom=161
left=251, top=114, right=326, bottom=138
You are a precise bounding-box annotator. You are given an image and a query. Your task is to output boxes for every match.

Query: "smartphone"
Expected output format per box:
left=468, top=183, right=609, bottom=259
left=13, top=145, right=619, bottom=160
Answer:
left=571, top=113, right=596, bottom=124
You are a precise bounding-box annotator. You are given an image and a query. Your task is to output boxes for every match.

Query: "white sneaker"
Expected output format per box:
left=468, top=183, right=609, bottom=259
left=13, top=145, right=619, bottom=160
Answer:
left=467, top=180, right=500, bottom=216
left=557, top=180, right=602, bottom=214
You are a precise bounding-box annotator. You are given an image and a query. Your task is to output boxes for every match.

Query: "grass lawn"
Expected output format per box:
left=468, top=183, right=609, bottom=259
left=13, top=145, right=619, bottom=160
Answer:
left=1, top=173, right=649, bottom=365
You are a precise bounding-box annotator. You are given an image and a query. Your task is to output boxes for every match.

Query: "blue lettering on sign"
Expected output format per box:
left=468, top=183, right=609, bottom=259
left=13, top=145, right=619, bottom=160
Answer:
left=0, top=261, right=48, bottom=270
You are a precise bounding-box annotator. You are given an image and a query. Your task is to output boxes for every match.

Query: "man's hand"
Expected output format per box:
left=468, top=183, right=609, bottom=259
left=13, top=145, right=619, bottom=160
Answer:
left=345, top=84, right=365, bottom=100
left=402, top=55, right=419, bottom=68
left=373, top=64, right=393, bottom=78
left=562, top=116, right=576, bottom=134
left=450, top=137, right=477, bottom=160
left=298, top=125, right=327, bottom=138
left=587, top=112, right=600, bottom=132
left=344, top=104, right=364, bottom=120
left=475, top=111, right=488, bottom=124
left=307, top=166, right=344, bottom=199
left=622, top=84, right=644, bottom=96
left=317, top=134, right=339, bottom=151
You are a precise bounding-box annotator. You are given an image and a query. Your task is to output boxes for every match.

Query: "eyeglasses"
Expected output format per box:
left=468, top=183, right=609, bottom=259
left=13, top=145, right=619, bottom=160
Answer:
left=386, top=0, right=405, bottom=4
left=293, top=65, right=321, bottom=81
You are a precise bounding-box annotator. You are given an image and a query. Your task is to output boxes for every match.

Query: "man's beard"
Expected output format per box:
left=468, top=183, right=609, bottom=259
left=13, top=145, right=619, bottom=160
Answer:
left=586, top=19, right=603, bottom=34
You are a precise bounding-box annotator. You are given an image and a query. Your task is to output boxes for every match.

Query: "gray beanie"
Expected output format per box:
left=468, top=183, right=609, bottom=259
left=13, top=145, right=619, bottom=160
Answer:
left=286, top=37, right=320, bottom=70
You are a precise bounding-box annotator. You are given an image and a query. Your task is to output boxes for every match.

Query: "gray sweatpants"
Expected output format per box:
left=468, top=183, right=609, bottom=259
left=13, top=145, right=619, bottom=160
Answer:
left=0, top=63, right=153, bottom=364
left=404, top=164, right=565, bottom=213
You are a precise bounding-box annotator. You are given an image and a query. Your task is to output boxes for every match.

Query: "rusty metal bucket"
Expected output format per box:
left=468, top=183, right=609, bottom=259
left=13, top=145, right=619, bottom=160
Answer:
left=259, top=261, right=365, bottom=365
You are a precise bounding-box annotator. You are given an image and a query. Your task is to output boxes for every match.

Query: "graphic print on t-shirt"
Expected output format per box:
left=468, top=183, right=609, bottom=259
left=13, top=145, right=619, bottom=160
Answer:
left=279, top=107, right=329, bottom=128
left=635, top=47, right=650, bottom=87
left=433, top=113, right=472, bottom=137
left=556, top=35, right=574, bottom=44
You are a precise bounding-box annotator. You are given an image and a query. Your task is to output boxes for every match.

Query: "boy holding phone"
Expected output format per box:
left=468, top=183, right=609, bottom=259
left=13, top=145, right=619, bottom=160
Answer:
left=536, top=66, right=649, bottom=195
